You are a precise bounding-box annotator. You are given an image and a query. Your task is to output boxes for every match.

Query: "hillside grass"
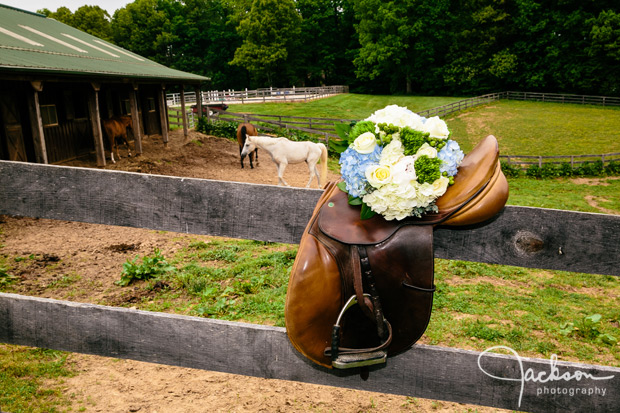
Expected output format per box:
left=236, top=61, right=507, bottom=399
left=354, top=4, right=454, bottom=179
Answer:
left=228, top=94, right=620, bottom=155
left=227, top=93, right=464, bottom=121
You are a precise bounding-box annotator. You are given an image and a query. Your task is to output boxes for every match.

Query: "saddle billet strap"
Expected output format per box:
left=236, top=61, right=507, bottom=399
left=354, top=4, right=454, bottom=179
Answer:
left=357, top=246, right=388, bottom=341
left=351, top=246, right=374, bottom=320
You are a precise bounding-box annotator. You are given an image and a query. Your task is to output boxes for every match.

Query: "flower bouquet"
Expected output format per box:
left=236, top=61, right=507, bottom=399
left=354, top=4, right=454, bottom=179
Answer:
left=334, top=105, right=464, bottom=221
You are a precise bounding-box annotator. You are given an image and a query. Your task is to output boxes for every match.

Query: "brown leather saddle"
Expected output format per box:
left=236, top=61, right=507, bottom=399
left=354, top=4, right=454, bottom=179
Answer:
left=285, top=135, right=509, bottom=370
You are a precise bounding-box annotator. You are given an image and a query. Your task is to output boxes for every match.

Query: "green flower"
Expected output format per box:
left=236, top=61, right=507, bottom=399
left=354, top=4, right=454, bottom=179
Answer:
left=400, top=127, right=430, bottom=156
left=415, top=156, right=442, bottom=184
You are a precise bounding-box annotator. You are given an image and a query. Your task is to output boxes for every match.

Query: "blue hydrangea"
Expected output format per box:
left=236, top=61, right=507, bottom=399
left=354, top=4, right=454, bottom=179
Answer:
left=339, top=145, right=382, bottom=197
left=438, top=139, right=464, bottom=176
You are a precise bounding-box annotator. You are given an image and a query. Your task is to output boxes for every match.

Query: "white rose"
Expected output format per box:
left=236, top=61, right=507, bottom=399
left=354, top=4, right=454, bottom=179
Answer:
left=431, top=176, right=450, bottom=198
left=423, top=116, right=450, bottom=139
left=366, top=164, right=392, bottom=187
left=351, top=131, right=377, bottom=154
left=415, top=143, right=438, bottom=159
left=391, top=156, right=417, bottom=185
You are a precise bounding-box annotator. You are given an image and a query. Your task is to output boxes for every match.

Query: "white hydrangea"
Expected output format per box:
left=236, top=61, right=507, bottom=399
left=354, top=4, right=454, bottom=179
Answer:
left=379, top=139, right=405, bottom=166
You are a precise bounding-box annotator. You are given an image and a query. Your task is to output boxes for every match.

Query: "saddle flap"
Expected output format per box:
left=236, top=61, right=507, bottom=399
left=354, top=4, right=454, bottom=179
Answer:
left=317, top=188, right=405, bottom=245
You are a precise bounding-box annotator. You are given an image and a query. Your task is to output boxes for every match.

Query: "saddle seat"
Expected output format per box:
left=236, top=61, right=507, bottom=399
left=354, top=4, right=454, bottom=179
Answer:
left=285, top=135, right=508, bottom=369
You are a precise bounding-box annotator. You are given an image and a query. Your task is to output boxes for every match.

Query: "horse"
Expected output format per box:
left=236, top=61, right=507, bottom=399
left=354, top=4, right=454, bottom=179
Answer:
left=236, top=123, right=258, bottom=168
left=102, top=115, right=133, bottom=164
left=240, top=135, right=328, bottom=188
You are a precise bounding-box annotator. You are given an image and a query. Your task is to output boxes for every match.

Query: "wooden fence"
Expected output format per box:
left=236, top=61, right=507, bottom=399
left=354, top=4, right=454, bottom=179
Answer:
left=167, top=85, right=349, bottom=106
left=502, top=152, right=620, bottom=169
left=504, top=91, right=620, bottom=107
left=0, top=159, right=619, bottom=412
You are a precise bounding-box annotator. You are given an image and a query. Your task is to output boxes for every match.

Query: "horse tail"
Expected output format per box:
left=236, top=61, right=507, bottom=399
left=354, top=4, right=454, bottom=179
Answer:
left=238, top=125, right=247, bottom=149
left=319, top=143, right=328, bottom=187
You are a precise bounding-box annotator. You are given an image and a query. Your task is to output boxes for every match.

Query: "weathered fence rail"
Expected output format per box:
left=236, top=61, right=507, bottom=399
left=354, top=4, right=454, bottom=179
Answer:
left=501, top=152, right=620, bottom=169
left=0, top=160, right=619, bottom=412
left=167, top=85, right=349, bottom=106
left=505, top=91, right=620, bottom=107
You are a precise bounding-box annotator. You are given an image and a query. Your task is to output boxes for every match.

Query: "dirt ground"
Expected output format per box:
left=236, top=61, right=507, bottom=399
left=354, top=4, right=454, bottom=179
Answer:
left=1, top=130, right=509, bottom=412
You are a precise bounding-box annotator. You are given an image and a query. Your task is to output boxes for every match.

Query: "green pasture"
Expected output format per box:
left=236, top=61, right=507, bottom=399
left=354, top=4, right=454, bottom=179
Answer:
left=227, top=93, right=464, bottom=121
left=2, top=94, right=620, bottom=411
left=228, top=94, right=620, bottom=155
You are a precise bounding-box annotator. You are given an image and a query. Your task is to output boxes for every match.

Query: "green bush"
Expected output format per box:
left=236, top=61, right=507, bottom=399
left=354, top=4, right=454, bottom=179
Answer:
left=605, top=160, right=620, bottom=175
left=575, top=160, right=605, bottom=177
left=540, top=163, right=561, bottom=178
left=525, top=164, right=542, bottom=178
left=558, top=162, right=574, bottom=177
left=116, top=249, right=176, bottom=287
left=500, top=161, right=521, bottom=178
left=196, top=118, right=238, bottom=140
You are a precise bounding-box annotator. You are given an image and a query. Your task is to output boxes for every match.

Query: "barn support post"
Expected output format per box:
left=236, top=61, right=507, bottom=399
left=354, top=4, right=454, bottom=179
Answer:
left=27, top=81, right=48, bottom=164
left=180, top=88, right=188, bottom=141
left=88, top=83, right=106, bottom=167
left=129, top=85, right=142, bottom=156
left=195, top=86, right=203, bottom=119
left=158, top=84, right=169, bottom=147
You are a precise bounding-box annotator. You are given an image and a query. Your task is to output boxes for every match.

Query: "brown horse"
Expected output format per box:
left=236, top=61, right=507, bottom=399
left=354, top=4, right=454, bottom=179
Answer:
left=102, top=115, right=133, bottom=164
left=236, top=123, right=258, bottom=168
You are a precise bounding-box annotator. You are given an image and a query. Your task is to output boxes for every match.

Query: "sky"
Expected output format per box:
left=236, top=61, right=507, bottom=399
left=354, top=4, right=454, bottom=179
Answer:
left=1, top=0, right=130, bottom=14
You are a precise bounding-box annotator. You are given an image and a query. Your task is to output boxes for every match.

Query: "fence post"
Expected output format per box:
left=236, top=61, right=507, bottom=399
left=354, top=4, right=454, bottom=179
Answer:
left=539, top=156, right=542, bottom=168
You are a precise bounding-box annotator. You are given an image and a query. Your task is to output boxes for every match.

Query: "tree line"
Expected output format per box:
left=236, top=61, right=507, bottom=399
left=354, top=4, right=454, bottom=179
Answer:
left=40, top=0, right=620, bottom=96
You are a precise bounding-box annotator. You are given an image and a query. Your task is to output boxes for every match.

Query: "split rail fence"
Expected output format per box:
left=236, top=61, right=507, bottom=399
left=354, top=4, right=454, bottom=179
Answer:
left=0, top=160, right=619, bottom=412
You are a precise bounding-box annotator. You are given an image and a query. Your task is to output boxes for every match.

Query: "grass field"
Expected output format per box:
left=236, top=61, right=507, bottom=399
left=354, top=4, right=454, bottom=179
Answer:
left=227, top=93, right=465, bottom=121
left=228, top=94, right=620, bottom=155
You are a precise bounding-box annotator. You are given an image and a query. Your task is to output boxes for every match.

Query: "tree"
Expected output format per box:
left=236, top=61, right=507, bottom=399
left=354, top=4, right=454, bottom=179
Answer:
left=111, top=0, right=175, bottom=65
left=229, top=0, right=302, bottom=86
left=38, top=6, right=113, bottom=42
left=352, top=0, right=453, bottom=94
left=167, top=0, right=246, bottom=89
left=296, top=0, right=359, bottom=87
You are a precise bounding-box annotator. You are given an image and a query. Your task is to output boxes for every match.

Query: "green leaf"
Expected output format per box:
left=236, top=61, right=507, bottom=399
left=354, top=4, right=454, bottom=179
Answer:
left=328, top=138, right=349, bottom=154
left=598, top=334, right=618, bottom=346
left=360, top=202, right=376, bottom=220
left=348, top=195, right=362, bottom=206
left=336, top=181, right=348, bottom=193
left=334, top=122, right=351, bottom=140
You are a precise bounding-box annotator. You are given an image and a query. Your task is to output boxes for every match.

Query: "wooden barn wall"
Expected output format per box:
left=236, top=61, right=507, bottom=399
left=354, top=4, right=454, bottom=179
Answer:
left=139, top=85, right=162, bottom=136
left=1, top=79, right=175, bottom=164
left=0, top=81, right=35, bottom=162
left=38, top=84, right=94, bottom=164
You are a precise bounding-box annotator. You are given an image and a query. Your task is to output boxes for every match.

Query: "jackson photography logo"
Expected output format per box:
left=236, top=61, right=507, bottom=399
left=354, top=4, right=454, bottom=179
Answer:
left=477, top=346, right=615, bottom=408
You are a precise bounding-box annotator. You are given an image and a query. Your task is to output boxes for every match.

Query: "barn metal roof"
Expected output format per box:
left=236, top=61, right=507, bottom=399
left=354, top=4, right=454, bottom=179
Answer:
left=0, top=4, right=209, bottom=83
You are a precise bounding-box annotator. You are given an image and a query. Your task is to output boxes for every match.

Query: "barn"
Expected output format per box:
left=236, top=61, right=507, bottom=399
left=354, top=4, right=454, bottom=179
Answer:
left=0, top=4, right=209, bottom=166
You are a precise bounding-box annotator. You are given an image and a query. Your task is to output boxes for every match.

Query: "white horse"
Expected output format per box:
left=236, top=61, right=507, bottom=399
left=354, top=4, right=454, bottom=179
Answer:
left=241, top=135, right=328, bottom=188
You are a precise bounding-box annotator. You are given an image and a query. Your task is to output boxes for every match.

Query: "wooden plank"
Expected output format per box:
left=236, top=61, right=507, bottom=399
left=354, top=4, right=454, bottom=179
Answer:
left=87, top=87, right=106, bottom=167
left=158, top=87, right=169, bottom=145
left=129, top=88, right=142, bottom=155
left=180, top=89, right=188, bottom=140
left=26, top=89, right=48, bottom=164
left=0, top=292, right=617, bottom=413
left=1, top=160, right=619, bottom=276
